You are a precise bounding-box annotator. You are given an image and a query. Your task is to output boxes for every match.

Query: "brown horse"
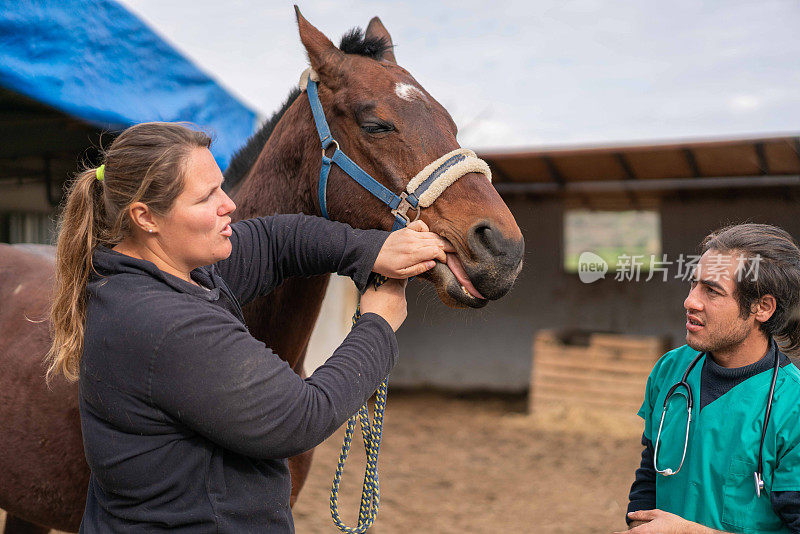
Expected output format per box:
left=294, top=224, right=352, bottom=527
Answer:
left=0, top=245, right=86, bottom=534
left=0, top=11, right=523, bottom=533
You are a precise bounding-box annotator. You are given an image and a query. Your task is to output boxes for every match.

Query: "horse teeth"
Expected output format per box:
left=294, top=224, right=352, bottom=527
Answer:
left=460, top=284, right=471, bottom=297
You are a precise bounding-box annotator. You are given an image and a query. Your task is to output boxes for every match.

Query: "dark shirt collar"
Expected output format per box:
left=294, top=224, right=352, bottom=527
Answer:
left=91, top=244, right=221, bottom=302
left=699, top=338, right=785, bottom=411
left=705, top=338, right=778, bottom=381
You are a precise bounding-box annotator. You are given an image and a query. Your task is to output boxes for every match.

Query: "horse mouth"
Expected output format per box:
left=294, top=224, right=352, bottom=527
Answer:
left=445, top=252, right=485, bottom=300
left=427, top=239, right=488, bottom=309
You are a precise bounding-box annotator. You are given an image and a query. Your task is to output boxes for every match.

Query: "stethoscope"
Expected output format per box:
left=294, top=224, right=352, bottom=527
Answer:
left=653, top=348, right=781, bottom=498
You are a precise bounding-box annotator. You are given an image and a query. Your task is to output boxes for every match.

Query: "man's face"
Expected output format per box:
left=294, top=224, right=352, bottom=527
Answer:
left=684, top=250, right=756, bottom=353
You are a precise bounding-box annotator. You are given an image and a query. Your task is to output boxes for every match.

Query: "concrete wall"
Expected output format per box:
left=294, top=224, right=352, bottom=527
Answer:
left=392, top=189, right=800, bottom=392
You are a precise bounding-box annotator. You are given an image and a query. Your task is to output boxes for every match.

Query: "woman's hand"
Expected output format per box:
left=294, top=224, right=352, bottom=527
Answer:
left=360, top=277, right=408, bottom=331
left=373, top=220, right=455, bottom=279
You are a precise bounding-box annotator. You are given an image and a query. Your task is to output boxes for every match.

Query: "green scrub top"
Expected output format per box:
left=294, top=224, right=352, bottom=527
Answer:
left=639, top=345, right=800, bottom=533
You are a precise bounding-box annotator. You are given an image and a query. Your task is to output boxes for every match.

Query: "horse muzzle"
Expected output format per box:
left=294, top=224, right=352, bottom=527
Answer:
left=427, top=223, right=524, bottom=308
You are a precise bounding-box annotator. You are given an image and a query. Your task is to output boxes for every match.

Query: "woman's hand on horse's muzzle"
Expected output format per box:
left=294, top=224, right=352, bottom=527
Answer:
left=373, top=220, right=454, bottom=279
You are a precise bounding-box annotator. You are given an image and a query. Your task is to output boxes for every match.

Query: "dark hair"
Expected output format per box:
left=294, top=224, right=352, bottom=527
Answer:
left=701, top=223, right=800, bottom=356
left=46, top=122, right=212, bottom=382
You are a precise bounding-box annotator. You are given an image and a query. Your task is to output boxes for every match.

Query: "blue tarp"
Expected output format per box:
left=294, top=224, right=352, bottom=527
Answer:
left=0, top=0, right=257, bottom=170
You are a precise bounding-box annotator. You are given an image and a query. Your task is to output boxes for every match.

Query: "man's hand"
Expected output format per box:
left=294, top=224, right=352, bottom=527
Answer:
left=373, top=220, right=455, bottom=279
left=614, top=510, right=728, bottom=534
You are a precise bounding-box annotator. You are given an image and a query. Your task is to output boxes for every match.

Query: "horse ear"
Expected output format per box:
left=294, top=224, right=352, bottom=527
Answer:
left=294, top=6, right=344, bottom=77
left=365, top=16, right=396, bottom=63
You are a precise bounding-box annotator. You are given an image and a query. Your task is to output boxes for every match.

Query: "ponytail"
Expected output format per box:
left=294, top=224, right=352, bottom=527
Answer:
left=778, top=314, right=800, bottom=360
left=45, top=168, right=105, bottom=382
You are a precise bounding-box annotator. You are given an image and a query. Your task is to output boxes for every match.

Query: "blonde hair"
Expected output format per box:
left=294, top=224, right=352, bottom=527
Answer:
left=46, top=122, right=211, bottom=383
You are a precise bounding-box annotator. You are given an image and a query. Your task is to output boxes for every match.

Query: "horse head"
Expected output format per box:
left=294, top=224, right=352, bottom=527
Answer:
left=294, top=9, right=524, bottom=308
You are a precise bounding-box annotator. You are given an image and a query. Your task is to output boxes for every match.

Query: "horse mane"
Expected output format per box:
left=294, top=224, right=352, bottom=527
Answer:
left=222, top=27, right=393, bottom=192
left=338, top=28, right=392, bottom=60
left=223, top=87, right=300, bottom=192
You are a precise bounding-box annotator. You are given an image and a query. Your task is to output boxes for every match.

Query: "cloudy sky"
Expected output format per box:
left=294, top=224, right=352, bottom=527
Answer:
left=118, top=0, right=799, bottom=150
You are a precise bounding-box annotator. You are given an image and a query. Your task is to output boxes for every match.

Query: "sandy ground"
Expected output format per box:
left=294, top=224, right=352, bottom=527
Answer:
left=2, top=392, right=644, bottom=534
left=292, top=392, right=644, bottom=533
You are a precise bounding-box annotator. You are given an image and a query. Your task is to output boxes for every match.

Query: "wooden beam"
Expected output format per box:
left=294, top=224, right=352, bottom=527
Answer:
left=682, top=148, right=701, bottom=177
left=542, top=156, right=566, bottom=187
left=495, top=175, right=800, bottom=195
left=615, top=152, right=638, bottom=180
left=755, top=142, right=769, bottom=175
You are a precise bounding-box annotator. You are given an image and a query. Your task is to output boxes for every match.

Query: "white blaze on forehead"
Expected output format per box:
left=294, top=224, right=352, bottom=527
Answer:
left=394, top=82, right=426, bottom=102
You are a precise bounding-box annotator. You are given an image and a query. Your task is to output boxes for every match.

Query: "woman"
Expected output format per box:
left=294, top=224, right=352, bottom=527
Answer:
left=46, top=122, right=449, bottom=532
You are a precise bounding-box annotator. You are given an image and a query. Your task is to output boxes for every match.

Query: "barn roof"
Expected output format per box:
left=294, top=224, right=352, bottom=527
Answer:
left=480, top=135, right=800, bottom=194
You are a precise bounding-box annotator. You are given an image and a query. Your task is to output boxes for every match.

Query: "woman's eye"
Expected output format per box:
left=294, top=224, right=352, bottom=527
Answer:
left=361, top=122, right=394, bottom=134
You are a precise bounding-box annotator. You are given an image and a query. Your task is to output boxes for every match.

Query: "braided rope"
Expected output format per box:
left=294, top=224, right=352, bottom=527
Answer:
left=330, top=274, right=390, bottom=533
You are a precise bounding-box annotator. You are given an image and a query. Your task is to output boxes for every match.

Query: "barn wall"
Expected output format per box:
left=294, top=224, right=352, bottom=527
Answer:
left=0, top=181, right=55, bottom=213
left=393, top=189, right=800, bottom=392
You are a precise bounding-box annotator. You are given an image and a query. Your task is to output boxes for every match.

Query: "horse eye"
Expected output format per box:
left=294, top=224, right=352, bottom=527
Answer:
left=360, top=122, right=394, bottom=134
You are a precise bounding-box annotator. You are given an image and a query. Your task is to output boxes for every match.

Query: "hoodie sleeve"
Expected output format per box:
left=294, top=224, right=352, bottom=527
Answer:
left=148, top=307, right=398, bottom=460
left=214, top=213, right=390, bottom=307
left=626, top=433, right=657, bottom=524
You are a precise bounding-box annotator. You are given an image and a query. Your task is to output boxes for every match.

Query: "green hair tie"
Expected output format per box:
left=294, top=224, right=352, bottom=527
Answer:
left=96, top=164, right=105, bottom=182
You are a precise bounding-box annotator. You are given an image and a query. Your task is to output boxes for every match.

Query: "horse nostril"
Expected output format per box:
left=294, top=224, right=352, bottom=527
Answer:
left=471, top=222, right=502, bottom=256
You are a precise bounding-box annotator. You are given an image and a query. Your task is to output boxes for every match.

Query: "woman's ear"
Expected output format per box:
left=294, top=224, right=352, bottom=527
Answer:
left=128, top=202, right=159, bottom=234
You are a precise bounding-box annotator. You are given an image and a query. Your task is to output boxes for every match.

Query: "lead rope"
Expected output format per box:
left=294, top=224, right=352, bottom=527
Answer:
left=300, top=68, right=492, bottom=532
left=329, top=274, right=390, bottom=533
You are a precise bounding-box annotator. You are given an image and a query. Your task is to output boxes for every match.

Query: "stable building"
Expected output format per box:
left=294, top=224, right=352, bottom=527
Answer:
left=393, top=135, right=800, bottom=393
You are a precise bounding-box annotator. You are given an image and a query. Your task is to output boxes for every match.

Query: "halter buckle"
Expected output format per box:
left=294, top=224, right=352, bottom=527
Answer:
left=390, top=192, right=421, bottom=226
left=321, top=138, right=339, bottom=160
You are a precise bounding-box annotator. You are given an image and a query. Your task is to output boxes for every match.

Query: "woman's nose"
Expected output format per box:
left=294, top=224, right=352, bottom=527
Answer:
left=219, top=193, right=236, bottom=215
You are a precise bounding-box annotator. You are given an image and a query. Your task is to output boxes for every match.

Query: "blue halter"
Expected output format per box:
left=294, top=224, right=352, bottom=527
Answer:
left=306, top=79, right=469, bottom=232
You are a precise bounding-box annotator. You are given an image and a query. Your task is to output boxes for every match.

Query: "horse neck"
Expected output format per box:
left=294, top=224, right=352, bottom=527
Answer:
left=229, top=95, right=331, bottom=369
left=232, top=95, right=320, bottom=220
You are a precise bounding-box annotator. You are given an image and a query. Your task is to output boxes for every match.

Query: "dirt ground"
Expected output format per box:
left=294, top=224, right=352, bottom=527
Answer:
left=3, top=391, right=644, bottom=534
left=292, top=391, right=644, bottom=533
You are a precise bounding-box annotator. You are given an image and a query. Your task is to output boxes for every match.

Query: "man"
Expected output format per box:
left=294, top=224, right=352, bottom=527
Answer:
left=619, top=223, right=800, bottom=533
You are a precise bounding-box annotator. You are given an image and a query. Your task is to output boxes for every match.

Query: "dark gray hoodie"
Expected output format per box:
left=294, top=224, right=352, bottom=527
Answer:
left=78, top=214, right=395, bottom=533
